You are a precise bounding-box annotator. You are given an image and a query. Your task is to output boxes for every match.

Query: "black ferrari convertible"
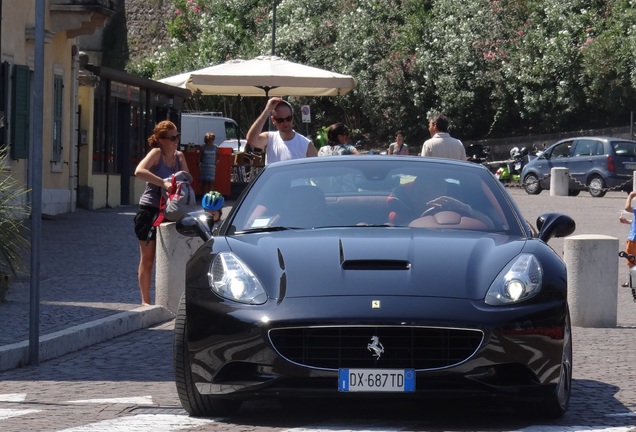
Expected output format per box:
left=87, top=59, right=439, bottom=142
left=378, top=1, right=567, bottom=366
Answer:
left=174, top=155, right=576, bottom=418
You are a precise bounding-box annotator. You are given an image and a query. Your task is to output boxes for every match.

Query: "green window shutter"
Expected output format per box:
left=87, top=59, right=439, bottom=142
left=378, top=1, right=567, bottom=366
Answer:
left=0, top=62, right=9, bottom=149
left=11, top=64, right=30, bottom=159
left=52, top=74, right=63, bottom=162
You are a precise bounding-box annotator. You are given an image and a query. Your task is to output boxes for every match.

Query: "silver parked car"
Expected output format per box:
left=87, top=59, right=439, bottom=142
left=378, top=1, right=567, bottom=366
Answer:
left=521, top=136, right=636, bottom=197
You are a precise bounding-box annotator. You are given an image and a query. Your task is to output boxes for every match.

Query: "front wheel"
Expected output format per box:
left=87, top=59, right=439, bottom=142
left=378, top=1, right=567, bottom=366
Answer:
left=174, top=294, right=242, bottom=417
left=523, top=173, right=542, bottom=195
left=541, top=309, right=572, bottom=418
left=515, top=309, right=572, bottom=418
left=587, top=175, right=607, bottom=198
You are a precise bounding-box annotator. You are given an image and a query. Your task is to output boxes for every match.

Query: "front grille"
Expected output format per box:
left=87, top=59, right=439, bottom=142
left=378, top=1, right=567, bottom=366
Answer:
left=268, top=326, right=483, bottom=371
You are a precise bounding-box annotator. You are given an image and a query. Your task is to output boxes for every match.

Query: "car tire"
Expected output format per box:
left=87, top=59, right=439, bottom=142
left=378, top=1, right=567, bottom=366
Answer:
left=173, top=294, right=242, bottom=417
left=587, top=175, right=607, bottom=198
left=541, top=309, right=572, bottom=418
left=568, top=190, right=580, bottom=197
left=523, top=173, right=542, bottom=195
left=516, top=309, right=572, bottom=418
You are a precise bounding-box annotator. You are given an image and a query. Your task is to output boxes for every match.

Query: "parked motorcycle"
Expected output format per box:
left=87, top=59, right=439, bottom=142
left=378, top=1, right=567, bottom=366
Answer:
left=495, top=147, right=529, bottom=183
left=466, top=144, right=491, bottom=165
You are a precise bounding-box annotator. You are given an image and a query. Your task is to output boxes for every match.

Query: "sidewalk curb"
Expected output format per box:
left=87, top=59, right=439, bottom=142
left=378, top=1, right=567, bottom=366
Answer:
left=0, top=305, right=174, bottom=372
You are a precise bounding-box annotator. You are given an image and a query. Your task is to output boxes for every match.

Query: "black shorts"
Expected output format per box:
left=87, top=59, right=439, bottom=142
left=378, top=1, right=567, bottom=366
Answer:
left=134, top=205, right=160, bottom=241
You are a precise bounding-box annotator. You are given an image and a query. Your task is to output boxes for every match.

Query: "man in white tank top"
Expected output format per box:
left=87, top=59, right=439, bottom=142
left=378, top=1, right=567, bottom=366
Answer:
left=246, top=97, right=317, bottom=164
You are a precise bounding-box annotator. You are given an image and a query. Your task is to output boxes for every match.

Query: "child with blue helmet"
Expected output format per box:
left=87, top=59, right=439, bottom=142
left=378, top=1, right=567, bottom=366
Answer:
left=202, top=190, right=224, bottom=223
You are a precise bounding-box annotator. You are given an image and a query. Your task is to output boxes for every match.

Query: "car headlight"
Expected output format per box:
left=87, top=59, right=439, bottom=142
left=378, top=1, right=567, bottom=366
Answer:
left=208, top=252, right=267, bottom=304
left=485, top=254, right=543, bottom=305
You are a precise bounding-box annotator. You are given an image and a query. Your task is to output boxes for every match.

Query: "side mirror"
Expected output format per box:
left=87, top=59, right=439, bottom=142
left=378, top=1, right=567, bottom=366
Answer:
left=176, top=211, right=214, bottom=242
left=536, top=213, right=576, bottom=242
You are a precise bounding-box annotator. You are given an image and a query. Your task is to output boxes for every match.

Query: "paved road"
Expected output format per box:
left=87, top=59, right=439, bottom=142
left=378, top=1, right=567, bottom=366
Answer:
left=0, top=188, right=635, bottom=431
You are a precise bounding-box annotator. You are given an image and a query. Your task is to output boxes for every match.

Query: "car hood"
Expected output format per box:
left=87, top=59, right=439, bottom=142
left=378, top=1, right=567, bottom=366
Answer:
left=224, top=228, right=526, bottom=301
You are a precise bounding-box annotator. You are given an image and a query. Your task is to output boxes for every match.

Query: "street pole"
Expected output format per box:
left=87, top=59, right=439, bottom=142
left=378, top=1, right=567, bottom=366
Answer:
left=29, top=0, right=45, bottom=365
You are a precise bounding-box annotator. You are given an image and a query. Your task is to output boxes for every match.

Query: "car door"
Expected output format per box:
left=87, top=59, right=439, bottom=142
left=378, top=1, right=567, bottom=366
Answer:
left=568, top=138, right=602, bottom=187
left=541, top=140, right=575, bottom=189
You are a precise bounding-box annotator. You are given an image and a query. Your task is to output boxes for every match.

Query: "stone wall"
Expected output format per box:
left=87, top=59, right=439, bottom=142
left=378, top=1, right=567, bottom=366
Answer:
left=123, top=0, right=174, bottom=68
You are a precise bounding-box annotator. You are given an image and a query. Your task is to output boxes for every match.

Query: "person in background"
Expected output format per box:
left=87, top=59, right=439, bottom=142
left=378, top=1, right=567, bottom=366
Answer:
left=420, top=114, right=466, bottom=161
left=317, top=123, right=360, bottom=156
left=199, top=132, right=217, bottom=193
left=246, top=97, right=317, bottom=164
left=133, top=120, right=189, bottom=305
left=619, top=190, right=636, bottom=287
left=387, top=130, right=409, bottom=155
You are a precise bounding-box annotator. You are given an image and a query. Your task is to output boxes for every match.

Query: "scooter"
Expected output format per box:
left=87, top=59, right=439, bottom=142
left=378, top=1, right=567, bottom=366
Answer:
left=495, top=147, right=529, bottom=183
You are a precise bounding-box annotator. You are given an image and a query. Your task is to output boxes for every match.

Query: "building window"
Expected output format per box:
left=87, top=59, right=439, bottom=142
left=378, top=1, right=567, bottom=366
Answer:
left=0, top=62, right=9, bottom=153
left=92, top=94, right=106, bottom=173
left=52, top=74, right=63, bottom=163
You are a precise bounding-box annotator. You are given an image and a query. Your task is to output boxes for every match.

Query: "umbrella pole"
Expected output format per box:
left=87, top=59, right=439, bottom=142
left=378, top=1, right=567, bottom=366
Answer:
left=238, top=94, right=242, bottom=152
left=264, top=88, right=273, bottom=133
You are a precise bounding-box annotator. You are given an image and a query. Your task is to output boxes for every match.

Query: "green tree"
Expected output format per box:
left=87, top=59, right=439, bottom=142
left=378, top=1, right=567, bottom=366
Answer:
left=579, top=0, right=636, bottom=125
left=129, top=0, right=268, bottom=79
left=498, top=0, right=602, bottom=132
left=273, top=0, right=431, bottom=144
left=128, top=0, right=636, bottom=145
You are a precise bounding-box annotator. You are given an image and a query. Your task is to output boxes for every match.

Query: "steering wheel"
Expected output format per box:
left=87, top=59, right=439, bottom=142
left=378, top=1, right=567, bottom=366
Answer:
left=420, top=204, right=472, bottom=219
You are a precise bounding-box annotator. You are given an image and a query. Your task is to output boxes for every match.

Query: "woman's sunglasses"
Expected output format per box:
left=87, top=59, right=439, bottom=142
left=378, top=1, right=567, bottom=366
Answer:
left=161, top=133, right=181, bottom=142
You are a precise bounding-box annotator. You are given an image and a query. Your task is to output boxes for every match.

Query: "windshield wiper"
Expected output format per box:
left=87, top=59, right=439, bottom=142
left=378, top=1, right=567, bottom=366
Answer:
left=237, top=226, right=298, bottom=234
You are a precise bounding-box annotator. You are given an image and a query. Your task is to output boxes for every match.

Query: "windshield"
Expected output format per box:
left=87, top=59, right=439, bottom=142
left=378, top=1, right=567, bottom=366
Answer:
left=228, top=158, right=524, bottom=236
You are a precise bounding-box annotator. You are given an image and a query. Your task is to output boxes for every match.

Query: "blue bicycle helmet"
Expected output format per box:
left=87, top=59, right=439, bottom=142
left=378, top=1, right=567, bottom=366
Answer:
left=202, top=191, right=224, bottom=211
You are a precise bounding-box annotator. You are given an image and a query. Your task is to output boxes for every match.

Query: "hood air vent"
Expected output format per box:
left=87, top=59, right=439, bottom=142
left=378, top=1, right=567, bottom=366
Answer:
left=341, top=259, right=411, bottom=270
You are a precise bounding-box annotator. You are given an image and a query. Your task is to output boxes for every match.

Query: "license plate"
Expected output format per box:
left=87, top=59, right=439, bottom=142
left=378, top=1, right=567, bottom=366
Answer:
left=338, top=368, right=415, bottom=392
left=626, top=164, right=636, bottom=170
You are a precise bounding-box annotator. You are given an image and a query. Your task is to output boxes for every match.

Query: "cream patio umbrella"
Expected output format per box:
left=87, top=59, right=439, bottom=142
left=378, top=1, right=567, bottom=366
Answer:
left=157, top=55, right=356, bottom=97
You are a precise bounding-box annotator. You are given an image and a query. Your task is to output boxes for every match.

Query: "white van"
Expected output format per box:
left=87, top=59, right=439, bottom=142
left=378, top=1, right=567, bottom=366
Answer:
left=180, top=112, right=247, bottom=152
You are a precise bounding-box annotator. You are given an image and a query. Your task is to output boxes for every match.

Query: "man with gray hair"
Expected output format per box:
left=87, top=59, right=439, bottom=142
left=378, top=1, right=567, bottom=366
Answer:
left=420, top=113, right=466, bottom=161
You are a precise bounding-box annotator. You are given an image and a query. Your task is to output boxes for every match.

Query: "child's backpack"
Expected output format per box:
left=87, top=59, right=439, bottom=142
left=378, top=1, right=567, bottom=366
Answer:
left=153, top=171, right=197, bottom=226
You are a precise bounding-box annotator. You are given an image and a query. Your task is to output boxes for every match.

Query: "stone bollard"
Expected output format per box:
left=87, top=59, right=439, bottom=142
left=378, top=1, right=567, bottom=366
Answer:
left=564, top=235, right=618, bottom=327
left=155, top=222, right=204, bottom=314
left=550, top=167, right=569, bottom=196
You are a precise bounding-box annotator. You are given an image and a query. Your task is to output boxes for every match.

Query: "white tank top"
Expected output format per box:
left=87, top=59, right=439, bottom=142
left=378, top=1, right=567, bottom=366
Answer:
left=266, top=131, right=310, bottom=164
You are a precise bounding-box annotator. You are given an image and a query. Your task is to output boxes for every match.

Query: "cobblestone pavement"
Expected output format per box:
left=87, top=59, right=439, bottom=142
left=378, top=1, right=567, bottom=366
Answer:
left=0, top=319, right=635, bottom=431
left=508, top=188, right=636, bottom=329
left=0, top=205, right=143, bottom=347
